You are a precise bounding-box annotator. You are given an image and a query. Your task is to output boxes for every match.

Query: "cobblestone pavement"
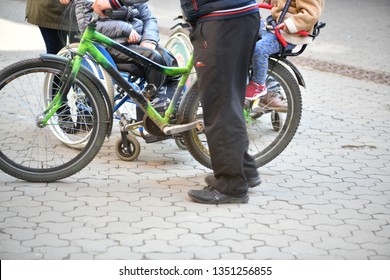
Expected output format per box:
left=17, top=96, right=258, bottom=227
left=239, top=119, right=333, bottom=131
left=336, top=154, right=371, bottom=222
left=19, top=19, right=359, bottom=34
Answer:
left=0, top=0, right=389, bottom=260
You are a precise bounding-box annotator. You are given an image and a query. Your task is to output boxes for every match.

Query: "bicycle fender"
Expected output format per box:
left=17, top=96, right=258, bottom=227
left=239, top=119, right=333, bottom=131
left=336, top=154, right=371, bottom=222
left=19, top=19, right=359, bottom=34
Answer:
left=39, top=54, right=114, bottom=138
left=273, top=58, right=306, bottom=89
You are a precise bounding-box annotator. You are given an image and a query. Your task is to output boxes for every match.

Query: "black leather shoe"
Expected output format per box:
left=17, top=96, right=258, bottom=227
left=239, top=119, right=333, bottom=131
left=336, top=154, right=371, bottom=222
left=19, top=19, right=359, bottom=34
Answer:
left=188, top=186, right=249, bottom=204
left=205, top=174, right=261, bottom=189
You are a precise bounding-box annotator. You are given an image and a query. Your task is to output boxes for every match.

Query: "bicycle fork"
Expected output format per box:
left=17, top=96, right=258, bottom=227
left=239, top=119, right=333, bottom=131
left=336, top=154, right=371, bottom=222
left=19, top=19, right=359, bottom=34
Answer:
left=38, top=57, right=82, bottom=128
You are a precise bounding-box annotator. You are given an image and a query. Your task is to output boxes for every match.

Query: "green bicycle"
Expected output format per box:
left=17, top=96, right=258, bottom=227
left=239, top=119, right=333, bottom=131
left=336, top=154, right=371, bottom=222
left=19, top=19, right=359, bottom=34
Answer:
left=0, top=10, right=303, bottom=182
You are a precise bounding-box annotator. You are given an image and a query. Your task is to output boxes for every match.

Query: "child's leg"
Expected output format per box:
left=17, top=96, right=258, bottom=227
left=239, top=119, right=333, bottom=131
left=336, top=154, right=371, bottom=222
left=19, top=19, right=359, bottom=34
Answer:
left=251, top=30, right=281, bottom=85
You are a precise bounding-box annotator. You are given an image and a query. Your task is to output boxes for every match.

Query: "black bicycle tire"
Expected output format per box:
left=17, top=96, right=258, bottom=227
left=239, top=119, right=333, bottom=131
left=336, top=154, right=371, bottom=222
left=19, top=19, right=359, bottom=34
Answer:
left=254, top=59, right=302, bottom=166
left=180, top=59, right=302, bottom=168
left=0, top=58, right=108, bottom=182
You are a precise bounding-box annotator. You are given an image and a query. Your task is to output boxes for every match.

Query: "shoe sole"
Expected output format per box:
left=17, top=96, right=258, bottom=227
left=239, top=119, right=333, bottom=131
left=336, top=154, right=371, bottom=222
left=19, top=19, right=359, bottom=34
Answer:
left=188, top=193, right=249, bottom=204
left=205, top=175, right=261, bottom=188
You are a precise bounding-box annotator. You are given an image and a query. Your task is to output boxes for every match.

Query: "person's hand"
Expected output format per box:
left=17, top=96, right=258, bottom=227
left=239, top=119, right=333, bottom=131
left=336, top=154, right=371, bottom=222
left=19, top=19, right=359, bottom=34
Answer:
left=92, top=0, right=112, bottom=16
left=140, top=41, right=156, bottom=50
left=59, top=0, right=71, bottom=5
left=127, top=29, right=140, bottom=44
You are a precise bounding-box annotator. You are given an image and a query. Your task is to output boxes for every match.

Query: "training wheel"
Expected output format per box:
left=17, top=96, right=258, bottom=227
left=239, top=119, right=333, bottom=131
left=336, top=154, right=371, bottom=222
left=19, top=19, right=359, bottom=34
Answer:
left=175, top=138, right=187, bottom=150
left=115, top=135, right=141, bottom=161
left=271, top=111, right=283, bottom=131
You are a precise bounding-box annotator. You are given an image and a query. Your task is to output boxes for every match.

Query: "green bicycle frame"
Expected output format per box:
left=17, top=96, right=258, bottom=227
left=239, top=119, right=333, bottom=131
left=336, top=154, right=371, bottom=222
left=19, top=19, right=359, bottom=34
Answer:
left=44, top=19, right=194, bottom=131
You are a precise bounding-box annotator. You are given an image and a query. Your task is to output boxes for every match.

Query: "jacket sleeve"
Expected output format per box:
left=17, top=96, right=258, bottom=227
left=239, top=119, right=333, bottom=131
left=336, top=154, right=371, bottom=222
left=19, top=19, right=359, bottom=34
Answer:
left=283, top=0, right=323, bottom=33
left=75, top=0, right=132, bottom=40
left=136, top=4, right=159, bottom=44
left=74, top=0, right=93, bottom=34
left=96, top=19, right=133, bottom=40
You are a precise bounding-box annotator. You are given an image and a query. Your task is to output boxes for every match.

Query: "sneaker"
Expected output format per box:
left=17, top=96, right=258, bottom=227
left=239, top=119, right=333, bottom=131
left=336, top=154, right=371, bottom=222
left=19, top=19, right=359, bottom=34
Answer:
left=205, top=174, right=261, bottom=189
left=136, top=95, right=170, bottom=121
left=245, top=81, right=267, bottom=100
left=188, top=186, right=249, bottom=204
left=258, top=91, right=288, bottom=112
left=150, top=96, right=169, bottom=110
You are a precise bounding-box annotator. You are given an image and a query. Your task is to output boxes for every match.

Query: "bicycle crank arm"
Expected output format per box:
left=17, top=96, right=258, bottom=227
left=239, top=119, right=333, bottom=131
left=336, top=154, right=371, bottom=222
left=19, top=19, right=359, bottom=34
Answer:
left=163, top=121, right=204, bottom=135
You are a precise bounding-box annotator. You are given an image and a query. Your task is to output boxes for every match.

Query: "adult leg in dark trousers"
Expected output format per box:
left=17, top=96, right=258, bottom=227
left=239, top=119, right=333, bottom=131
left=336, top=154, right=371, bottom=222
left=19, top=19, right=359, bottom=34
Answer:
left=188, top=13, right=261, bottom=204
left=39, top=27, right=77, bottom=54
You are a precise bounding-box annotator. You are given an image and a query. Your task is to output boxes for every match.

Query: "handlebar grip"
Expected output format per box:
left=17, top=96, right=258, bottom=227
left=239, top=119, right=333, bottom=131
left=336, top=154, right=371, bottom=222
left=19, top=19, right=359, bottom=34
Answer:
left=103, top=9, right=113, bottom=17
left=91, top=12, right=100, bottom=23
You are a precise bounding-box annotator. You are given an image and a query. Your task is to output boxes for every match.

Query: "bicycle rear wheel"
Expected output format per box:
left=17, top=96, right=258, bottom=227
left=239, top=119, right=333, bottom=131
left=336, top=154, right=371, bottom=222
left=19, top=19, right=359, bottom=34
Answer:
left=164, top=28, right=196, bottom=87
left=181, top=59, right=302, bottom=168
left=0, top=58, right=109, bottom=182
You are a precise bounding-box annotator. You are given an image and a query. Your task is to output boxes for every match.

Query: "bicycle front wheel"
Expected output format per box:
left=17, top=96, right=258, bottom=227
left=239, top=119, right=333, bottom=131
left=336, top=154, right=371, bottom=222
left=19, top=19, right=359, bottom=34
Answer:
left=0, top=58, right=109, bottom=182
left=56, top=43, right=115, bottom=149
left=181, top=59, right=302, bottom=168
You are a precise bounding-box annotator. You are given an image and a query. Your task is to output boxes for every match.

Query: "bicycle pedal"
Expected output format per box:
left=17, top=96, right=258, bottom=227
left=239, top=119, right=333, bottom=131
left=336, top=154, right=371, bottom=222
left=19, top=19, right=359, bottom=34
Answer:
left=142, top=84, right=157, bottom=99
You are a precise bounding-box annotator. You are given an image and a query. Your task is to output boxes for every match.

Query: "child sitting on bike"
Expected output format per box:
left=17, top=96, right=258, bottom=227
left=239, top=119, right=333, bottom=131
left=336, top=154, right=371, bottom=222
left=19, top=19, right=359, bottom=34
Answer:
left=74, top=0, right=178, bottom=115
left=246, top=0, right=325, bottom=111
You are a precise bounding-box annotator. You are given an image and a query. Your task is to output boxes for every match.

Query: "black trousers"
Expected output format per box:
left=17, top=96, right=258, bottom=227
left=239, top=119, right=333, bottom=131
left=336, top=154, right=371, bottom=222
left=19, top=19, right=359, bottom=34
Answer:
left=109, top=44, right=178, bottom=98
left=39, top=27, right=77, bottom=54
left=191, top=13, right=260, bottom=196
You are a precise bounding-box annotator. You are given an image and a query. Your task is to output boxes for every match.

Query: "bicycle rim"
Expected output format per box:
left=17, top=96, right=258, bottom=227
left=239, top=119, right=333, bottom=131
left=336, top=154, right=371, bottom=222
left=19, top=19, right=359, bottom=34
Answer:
left=0, top=58, right=108, bottom=182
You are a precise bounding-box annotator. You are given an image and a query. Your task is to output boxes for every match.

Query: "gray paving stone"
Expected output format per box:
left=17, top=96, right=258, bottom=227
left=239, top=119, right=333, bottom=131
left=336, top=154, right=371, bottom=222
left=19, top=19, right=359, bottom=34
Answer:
left=302, top=214, right=345, bottom=226
left=252, top=233, right=296, bottom=248
left=63, top=206, right=109, bottom=218
left=168, top=233, right=215, bottom=247
left=3, top=227, right=47, bottom=241
left=132, top=216, right=177, bottom=230
left=133, top=240, right=180, bottom=254
left=316, top=225, right=361, bottom=240
left=42, top=200, right=85, bottom=212
left=204, top=228, right=249, bottom=241
left=361, top=243, right=390, bottom=257
left=61, top=227, right=108, bottom=241
left=345, top=230, right=390, bottom=245
left=0, top=217, right=37, bottom=228
left=40, top=222, right=85, bottom=235
left=70, top=239, right=118, bottom=254
left=246, top=246, right=295, bottom=260
left=22, top=233, right=69, bottom=248
left=271, top=219, right=315, bottom=232
left=315, top=236, right=361, bottom=251
left=1, top=195, right=41, bottom=208
left=329, top=249, right=377, bottom=260
left=178, top=221, right=221, bottom=234
left=219, top=239, right=266, bottom=254
left=97, top=221, right=142, bottom=235
left=95, top=246, right=142, bottom=260
left=182, top=245, right=230, bottom=259
left=33, top=246, right=82, bottom=260
left=9, top=206, right=52, bottom=218
left=284, top=229, right=329, bottom=243
left=303, top=203, right=343, bottom=215
left=282, top=241, right=329, bottom=259
left=0, top=208, right=17, bottom=222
